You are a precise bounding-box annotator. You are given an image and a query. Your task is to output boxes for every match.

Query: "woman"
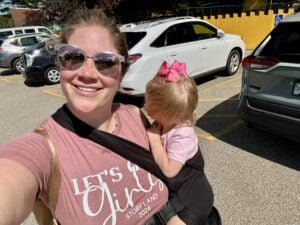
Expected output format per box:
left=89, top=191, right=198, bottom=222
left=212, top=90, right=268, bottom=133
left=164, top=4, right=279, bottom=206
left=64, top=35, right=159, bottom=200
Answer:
left=0, top=9, right=168, bottom=225
left=0, top=9, right=214, bottom=225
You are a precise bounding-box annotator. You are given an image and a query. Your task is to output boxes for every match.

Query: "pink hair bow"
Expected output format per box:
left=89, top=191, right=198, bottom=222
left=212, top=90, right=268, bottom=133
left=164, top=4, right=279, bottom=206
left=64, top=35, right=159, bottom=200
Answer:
left=157, top=60, right=188, bottom=82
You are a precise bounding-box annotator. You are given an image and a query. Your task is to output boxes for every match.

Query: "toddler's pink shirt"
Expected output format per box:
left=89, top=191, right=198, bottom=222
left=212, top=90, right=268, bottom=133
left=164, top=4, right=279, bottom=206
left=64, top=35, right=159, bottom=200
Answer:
left=162, top=126, right=198, bottom=164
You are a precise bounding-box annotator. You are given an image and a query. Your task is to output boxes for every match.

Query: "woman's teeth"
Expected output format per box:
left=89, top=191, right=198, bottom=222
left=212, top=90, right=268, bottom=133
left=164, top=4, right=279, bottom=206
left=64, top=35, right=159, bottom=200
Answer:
left=78, top=87, right=98, bottom=92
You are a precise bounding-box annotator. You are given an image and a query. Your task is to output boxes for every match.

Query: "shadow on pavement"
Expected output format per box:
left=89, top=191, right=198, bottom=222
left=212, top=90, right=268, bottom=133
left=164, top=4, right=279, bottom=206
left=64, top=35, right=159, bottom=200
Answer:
left=24, top=79, right=46, bottom=87
left=196, top=94, right=300, bottom=171
left=0, top=69, right=17, bottom=76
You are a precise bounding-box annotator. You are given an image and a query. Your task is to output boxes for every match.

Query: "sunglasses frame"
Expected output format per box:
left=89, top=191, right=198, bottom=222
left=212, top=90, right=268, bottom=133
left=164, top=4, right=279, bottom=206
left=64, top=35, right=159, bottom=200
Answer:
left=55, top=44, right=125, bottom=77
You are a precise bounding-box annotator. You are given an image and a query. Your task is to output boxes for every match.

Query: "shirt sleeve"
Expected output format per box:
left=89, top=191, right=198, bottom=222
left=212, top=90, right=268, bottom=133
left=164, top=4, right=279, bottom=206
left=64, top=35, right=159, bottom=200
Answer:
left=165, top=127, right=198, bottom=164
left=0, top=132, right=52, bottom=201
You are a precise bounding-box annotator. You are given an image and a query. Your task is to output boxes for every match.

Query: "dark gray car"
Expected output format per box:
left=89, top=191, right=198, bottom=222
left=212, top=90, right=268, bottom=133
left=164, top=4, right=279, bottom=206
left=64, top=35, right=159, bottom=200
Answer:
left=0, top=33, right=54, bottom=73
left=238, top=10, right=300, bottom=142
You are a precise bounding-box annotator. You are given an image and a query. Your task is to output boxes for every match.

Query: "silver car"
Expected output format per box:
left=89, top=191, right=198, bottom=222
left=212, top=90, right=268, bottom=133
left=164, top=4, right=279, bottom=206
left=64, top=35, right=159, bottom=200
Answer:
left=0, top=33, right=54, bottom=73
left=238, top=10, right=300, bottom=142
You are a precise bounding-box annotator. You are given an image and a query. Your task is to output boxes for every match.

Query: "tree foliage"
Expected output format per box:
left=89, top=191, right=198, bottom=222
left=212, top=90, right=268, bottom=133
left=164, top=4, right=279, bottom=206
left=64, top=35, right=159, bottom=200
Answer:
left=0, top=0, right=296, bottom=27
left=1, top=0, right=121, bottom=26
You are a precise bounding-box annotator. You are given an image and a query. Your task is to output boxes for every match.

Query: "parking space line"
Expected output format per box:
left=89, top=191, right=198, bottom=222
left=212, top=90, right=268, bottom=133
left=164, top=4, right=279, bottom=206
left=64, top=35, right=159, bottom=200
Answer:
left=196, top=119, right=243, bottom=141
left=200, top=114, right=238, bottom=119
left=198, top=76, right=240, bottom=93
left=198, top=97, right=239, bottom=102
left=42, top=89, right=65, bottom=98
left=0, top=78, right=18, bottom=83
left=221, top=85, right=241, bottom=88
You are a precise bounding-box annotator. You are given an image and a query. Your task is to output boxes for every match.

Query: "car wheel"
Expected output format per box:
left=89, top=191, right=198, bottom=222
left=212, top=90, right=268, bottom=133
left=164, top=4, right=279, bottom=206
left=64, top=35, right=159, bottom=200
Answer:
left=225, top=49, right=241, bottom=75
left=12, top=58, right=22, bottom=74
left=44, top=67, right=60, bottom=84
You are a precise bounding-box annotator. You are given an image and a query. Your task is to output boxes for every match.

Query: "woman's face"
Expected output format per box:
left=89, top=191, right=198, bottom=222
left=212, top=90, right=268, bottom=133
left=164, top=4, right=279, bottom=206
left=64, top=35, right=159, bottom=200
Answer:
left=60, top=25, right=122, bottom=115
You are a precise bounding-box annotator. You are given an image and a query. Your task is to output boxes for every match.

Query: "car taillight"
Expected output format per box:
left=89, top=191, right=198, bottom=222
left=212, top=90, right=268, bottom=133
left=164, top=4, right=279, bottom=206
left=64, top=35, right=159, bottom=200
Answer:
left=242, top=56, right=278, bottom=70
left=0, top=47, right=4, bottom=52
left=128, top=53, right=142, bottom=64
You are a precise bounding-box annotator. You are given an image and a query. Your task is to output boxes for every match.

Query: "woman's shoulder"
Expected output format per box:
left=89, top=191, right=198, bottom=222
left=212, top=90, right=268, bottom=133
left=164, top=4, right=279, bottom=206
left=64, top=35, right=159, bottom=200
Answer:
left=116, top=103, right=151, bottom=128
left=115, top=103, right=139, bottom=113
left=114, top=103, right=141, bottom=122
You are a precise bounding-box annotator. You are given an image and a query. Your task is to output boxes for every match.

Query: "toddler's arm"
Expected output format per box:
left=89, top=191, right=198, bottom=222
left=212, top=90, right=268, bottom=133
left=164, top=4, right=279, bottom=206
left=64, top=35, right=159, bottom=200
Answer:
left=147, top=124, right=183, bottom=178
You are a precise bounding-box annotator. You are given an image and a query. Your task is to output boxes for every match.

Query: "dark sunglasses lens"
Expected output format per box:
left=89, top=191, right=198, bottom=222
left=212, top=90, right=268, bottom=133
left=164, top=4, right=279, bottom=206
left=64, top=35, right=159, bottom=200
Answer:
left=94, top=53, right=120, bottom=76
left=58, top=46, right=85, bottom=70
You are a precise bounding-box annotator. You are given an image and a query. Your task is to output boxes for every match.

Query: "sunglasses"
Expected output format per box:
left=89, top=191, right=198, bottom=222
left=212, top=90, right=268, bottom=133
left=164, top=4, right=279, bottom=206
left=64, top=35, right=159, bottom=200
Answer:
left=56, top=44, right=125, bottom=77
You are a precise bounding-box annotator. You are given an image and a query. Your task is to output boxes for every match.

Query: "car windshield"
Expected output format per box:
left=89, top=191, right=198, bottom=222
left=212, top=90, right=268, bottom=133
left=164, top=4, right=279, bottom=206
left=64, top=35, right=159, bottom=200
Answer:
left=122, top=31, right=146, bottom=49
left=258, top=22, right=300, bottom=63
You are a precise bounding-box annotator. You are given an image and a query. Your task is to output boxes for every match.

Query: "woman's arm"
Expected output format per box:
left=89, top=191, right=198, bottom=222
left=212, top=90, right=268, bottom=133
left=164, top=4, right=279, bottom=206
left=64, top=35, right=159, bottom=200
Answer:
left=147, top=124, right=183, bottom=178
left=0, top=158, right=38, bottom=225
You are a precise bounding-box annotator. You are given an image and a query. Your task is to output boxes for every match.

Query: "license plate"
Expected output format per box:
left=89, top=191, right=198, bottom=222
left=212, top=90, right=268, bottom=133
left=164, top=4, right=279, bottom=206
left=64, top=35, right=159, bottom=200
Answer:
left=293, top=82, right=300, bottom=96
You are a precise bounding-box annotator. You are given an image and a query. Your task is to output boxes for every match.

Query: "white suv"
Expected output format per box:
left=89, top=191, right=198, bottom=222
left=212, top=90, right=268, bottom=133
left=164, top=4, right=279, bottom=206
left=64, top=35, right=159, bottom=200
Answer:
left=119, top=16, right=245, bottom=96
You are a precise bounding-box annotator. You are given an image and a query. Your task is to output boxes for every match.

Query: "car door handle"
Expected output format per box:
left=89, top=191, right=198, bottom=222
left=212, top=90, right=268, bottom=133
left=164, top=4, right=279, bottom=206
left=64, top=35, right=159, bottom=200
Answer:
left=169, top=52, right=177, bottom=56
left=201, top=46, right=207, bottom=50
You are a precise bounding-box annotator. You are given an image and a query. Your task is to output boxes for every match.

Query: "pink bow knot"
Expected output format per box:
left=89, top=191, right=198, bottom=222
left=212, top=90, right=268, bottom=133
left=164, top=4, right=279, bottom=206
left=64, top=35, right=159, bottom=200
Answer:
left=157, top=60, right=188, bottom=82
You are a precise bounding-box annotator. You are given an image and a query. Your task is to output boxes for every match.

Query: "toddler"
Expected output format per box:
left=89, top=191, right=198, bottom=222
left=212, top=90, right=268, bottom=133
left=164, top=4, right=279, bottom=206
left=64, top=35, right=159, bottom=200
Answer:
left=145, top=60, right=213, bottom=225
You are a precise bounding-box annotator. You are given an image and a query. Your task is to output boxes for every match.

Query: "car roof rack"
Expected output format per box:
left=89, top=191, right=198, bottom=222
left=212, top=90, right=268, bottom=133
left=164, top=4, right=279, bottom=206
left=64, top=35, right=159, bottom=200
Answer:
left=145, top=16, right=195, bottom=28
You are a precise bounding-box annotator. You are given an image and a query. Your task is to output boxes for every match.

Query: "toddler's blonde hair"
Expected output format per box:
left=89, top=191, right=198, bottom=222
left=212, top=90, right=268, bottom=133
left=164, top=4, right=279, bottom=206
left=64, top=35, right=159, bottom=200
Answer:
left=145, top=75, right=198, bottom=124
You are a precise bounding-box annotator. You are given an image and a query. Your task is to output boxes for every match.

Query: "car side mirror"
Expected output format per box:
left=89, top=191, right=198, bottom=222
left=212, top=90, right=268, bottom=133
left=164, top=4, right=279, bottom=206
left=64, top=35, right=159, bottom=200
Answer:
left=217, top=29, right=225, bottom=38
left=45, top=38, right=59, bottom=55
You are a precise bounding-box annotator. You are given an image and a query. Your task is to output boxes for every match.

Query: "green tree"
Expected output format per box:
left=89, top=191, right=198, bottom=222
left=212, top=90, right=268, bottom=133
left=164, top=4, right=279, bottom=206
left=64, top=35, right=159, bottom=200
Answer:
left=0, top=14, right=14, bottom=28
left=0, top=0, right=122, bottom=26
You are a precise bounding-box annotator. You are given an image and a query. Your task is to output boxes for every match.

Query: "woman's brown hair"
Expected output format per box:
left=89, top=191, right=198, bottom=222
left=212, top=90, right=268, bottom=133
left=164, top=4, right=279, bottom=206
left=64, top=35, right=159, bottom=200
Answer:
left=59, top=9, right=129, bottom=76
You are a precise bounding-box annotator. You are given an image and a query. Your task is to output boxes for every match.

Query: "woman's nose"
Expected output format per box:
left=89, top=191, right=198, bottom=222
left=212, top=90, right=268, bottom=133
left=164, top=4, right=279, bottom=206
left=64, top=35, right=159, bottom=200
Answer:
left=78, top=58, right=99, bottom=80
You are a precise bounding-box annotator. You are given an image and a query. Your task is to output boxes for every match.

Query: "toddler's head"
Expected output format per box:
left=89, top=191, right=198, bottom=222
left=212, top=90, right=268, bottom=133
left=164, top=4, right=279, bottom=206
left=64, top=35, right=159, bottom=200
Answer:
left=145, top=61, right=198, bottom=125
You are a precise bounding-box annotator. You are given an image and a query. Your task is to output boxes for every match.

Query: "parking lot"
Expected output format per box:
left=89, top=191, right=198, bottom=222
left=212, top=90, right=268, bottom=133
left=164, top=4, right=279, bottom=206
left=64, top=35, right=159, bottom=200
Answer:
left=1, top=68, right=300, bottom=225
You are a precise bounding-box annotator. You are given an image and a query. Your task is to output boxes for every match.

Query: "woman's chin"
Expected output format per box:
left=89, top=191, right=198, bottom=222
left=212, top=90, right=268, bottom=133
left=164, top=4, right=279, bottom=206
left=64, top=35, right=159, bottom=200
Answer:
left=68, top=101, right=102, bottom=115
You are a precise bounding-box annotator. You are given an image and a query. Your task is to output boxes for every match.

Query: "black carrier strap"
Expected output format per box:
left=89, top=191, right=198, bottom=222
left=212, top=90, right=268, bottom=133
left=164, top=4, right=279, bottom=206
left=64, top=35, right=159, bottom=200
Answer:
left=52, top=105, right=205, bottom=223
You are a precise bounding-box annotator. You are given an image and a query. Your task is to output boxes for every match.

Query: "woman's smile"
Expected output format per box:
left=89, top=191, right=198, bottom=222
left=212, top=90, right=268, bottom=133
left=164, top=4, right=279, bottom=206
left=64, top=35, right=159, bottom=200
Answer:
left=76, top=85, right=101, bottom=92
left=72, top=84, right=103, bottom=96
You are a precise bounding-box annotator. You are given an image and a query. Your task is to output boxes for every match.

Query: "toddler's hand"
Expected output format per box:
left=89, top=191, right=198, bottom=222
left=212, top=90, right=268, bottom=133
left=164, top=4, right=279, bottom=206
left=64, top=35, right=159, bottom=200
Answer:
left=147, top=121, right=162, bottom=142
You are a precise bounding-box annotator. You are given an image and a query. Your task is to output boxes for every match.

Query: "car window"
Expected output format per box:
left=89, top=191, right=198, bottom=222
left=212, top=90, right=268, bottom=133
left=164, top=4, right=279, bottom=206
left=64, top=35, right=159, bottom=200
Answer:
left=151, top=31, right=166, bottom=47
left=0, top=31, right=13, bottom=37
left=15, top=30, right=24, bottom=35
left=191, top=22, right=217, bottom=40
left=24, top=29, right=35, bottom=34
left=165, top=23, right=194, bottom=46
left=258, top=22, right=300, bottom=63
left=9, top=38, right=19, bottom=46
left=123, top=31, right=146, bottom=49
left=20, top=36, right=39, bottom=46
left=38, top=28, right=52, bottom=35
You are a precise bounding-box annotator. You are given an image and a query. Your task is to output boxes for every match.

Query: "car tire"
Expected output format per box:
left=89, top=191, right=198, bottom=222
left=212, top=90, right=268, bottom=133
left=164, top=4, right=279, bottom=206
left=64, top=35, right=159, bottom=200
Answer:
left=225, top=49, right=241, bottom=75
left=44, top=67, right=60, bottom=84
left=12, top=58, right=22, bottom=74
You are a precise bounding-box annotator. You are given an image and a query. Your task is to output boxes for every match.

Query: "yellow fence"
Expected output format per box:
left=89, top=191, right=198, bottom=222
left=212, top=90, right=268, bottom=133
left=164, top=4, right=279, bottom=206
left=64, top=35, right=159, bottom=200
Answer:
left=201, top=8, right=294, bottom=49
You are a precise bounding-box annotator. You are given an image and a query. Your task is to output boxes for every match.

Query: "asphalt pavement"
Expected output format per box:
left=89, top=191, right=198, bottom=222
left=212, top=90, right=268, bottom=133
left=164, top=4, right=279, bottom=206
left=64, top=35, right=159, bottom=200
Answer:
left=0, top=66, right=299, bottom=225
